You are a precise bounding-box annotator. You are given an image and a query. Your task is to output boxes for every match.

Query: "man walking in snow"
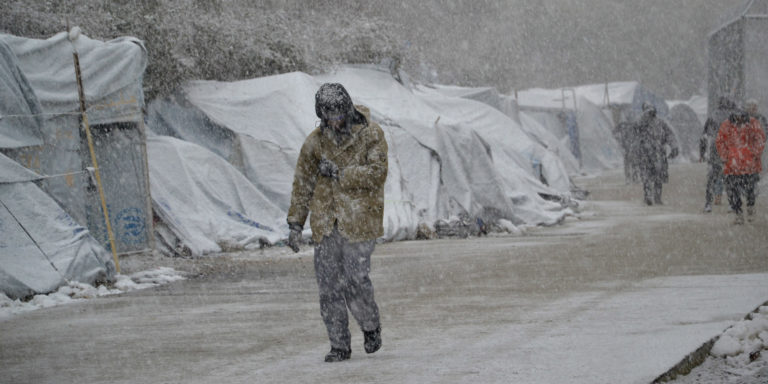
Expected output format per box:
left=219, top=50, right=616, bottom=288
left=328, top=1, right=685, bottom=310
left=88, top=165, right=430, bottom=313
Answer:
left=615, top=120, right=640, bottom=184
left=286, top=83, right=388, bottom=362
left=634, top=102, right=679, bottom=205
left=745, top=99, right=768, bottom=140
left=701, top=96, right=737, bottom=212
left=716, top=108, right=766, bottom=224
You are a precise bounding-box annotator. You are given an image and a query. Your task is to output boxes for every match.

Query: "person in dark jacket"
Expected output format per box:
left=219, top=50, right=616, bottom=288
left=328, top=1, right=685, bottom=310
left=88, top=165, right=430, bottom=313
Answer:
left=745, top=99, right=768, bottom=140
left=716, top=108, right=766, bottom=224
left=286, top=83, right=388, bottom=362
left=635, top=102, right=679, bottom=205
left=614, top=121, right=640, bottom=184
left=700, top=96, right=737, bottom=212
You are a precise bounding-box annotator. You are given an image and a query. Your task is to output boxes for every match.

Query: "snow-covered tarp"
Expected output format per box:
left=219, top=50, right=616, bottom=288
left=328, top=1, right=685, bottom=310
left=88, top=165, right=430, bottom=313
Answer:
left=148, top=65, right=574, bottom=254
left=517, top=81, right=672, bottom=173
left=0, top=29, right=146, bottom=126
left=0, top=30, right=153, bottom=254
left=0, top=152, right=115, bottom=300
left=666, top=102, right=703, bottom=161
left=0, top=40, right=44, bottom=149
left=147, top=134, right=286, bottom=256
left=668, top=95, right=707, bottom=126
left=421, top=83, right=577, bottom=176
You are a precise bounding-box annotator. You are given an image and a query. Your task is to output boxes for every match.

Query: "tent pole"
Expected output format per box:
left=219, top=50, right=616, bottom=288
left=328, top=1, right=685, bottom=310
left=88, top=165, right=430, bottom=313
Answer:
left=137, top=113, right=156, bottom=251
left=72, top=50, right=121, bottom=274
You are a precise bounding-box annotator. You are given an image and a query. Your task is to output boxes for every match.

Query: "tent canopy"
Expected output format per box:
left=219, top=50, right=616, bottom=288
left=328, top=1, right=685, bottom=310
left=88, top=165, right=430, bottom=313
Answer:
left=0, top=153, right=115, bottom=300
left=0, top=40, right=44, bottom=149
left=0, top=31, right=153, bottom=255
left=148, top=65, right=573, bottom=254
left=518, top=81, right=669, bottom=119
left=0, top=29, right=147, bottom=125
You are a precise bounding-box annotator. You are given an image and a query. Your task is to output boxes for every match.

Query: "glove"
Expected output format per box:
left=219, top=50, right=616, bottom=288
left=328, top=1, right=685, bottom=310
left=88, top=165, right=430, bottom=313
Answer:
left=287, top=223, right=302, bottom=253
left=318, top=157, right=339, bottom=180
left=669, top=147, right=679, bottom=159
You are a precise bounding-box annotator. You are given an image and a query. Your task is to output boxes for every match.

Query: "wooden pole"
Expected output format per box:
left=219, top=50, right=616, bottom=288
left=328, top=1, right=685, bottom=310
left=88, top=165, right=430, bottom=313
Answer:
left=72, top=50, right=121, bottom=273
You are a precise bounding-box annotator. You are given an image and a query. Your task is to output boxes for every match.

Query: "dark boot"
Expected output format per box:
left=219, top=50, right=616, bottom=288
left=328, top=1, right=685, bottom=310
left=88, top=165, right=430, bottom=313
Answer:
left=324, top=348, right=351, bottom=362
left=363, top=327, right=382, bottom=354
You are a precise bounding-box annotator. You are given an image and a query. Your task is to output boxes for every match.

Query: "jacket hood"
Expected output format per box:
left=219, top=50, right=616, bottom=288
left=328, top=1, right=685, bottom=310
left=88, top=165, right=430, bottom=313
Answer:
left=353, top=104, right=371, bottom=125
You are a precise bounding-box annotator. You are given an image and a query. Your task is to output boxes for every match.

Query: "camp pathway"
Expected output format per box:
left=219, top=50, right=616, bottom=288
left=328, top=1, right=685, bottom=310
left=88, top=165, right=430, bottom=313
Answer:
left=1, top=162, right=767, bottom=384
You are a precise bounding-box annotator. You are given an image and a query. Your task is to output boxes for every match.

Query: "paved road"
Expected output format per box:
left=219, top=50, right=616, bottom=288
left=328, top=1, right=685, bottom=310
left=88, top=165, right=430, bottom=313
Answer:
left=1, top=163, right=767, bottom=383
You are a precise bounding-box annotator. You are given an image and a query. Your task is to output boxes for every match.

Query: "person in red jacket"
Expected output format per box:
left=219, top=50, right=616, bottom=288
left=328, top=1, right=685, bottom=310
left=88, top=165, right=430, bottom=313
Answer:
left=716, top=109, right=766, bottom=224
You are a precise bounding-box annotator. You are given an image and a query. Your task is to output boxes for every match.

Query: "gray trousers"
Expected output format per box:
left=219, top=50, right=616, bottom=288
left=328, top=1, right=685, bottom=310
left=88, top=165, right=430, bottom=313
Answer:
left=705, top=162, right=724, bottom=205
left=314, top=228, right=380, bottom=350
left=725, top=174, right=759, bottom=214
left=642, top=177, right=663, bottom=204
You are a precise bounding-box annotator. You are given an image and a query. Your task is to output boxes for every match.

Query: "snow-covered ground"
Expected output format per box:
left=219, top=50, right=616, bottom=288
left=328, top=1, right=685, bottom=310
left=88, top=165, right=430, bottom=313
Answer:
left=0, top=267, right=185, bottom=320
left=1, top=164, right=767, bottom=384
left=673, top=305, right=768, bottom=384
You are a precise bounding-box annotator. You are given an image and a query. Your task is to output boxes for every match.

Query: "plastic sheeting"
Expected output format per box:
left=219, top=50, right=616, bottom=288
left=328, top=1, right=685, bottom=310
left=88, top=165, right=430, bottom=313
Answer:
left=667, top=103, right=703, bottom=161
left=0, top=40, right=44, bottom=149
left=0, top=153, right=115, bottom=299
left=0, top=31, right=153, bottom=254
left=0, top=30, right=146, bottom=126
left=708, top=0, right=768, bottom=119
left=147, top=135, right=286, bottom=256
left=414, top=83, right=573, bottom=195
left=147, top=65, right=572, bottom=254
left=517, top=82, right=672, bottom=173
left=424, top=83, right=577, bottom=179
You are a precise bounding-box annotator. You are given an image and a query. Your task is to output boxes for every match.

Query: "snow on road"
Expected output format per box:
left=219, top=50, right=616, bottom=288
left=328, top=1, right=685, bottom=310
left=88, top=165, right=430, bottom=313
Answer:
left=1, top=163, right=767, bottom=384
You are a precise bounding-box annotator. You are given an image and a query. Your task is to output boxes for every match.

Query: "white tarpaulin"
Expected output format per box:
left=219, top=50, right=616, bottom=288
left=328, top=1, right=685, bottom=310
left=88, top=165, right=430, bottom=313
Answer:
left=0, top=40, right=44, bottom=149
left=0, top=31, right=153, bottom=254
left=412, top=82, right=573, bottom=196
left=666, top=102, right=703, bottom=161
left=422, top=83, right=578, bottom=178
left=0, top=153, right=115, bottom=299
left=668, top=95, right=707, bottom=126
left=517, top=82, right=671, bottom=173
left=147, top=135, right=286, bottom=256
left=147, top=65, right=573, bottom=253
left=0, top=29, right=146, bottom=126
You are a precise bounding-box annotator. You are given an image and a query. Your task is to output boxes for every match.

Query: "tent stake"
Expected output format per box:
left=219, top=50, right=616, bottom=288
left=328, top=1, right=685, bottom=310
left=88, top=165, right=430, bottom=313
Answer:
left=72, top=49, right=121, bottom=274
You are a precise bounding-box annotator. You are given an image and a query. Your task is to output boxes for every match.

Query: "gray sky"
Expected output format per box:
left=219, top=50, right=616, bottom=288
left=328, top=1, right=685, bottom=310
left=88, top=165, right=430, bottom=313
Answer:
left=306, top=0, right=747, bottom=99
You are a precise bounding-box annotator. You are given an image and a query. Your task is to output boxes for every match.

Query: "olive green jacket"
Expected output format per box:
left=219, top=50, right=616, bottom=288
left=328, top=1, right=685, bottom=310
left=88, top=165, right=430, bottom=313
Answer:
left=287, top=105, right=388, bottom=243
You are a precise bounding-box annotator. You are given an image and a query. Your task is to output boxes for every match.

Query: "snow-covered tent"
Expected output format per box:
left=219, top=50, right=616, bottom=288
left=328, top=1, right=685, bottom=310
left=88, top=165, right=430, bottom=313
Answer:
left=708, top=0, right=768, bottom=118
left=668, top=95, right=707, bottom=126
left=422, top=84, right=521, bottom=121
left=517, top=82, right=672, bottom=173
left=0, top=40, right=44, bottom=150
left=709, top=0, right=768, bottom=171
left=0, top=152, right=115, bottom=300
left=574, top=82, right=669, bottom=123
left=666, top=103, right=703, bottom=161
left=0, top=30, right=153, bottom=255
left=147, top=134, right=287, bottom=256
left=422, top=84, right=577, bottom=175
left=147, top=65, right=572, bottom=252
left=318, top=67, right=571, bottom=223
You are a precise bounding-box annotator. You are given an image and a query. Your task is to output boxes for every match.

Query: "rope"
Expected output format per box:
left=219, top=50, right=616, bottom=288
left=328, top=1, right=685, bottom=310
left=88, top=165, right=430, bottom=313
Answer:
left=0, top=108, right=140, bottom=120
left=37, top=170, right=88, bottom=181
left=0, top=196, right=62, bottom=276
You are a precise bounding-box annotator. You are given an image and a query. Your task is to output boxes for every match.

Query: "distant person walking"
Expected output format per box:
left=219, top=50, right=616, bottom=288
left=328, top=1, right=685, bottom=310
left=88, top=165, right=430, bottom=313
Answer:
left=635, top=102, right=679, bottom=205
left=615, top=121, right=640, bottom=184
left=716, top=108, right=766, bottom=224
left=745, top=99, right=768, bottom=140
left=700, top=96, right=737, bottom=212
left=286, top=83, right=388, bottom=362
